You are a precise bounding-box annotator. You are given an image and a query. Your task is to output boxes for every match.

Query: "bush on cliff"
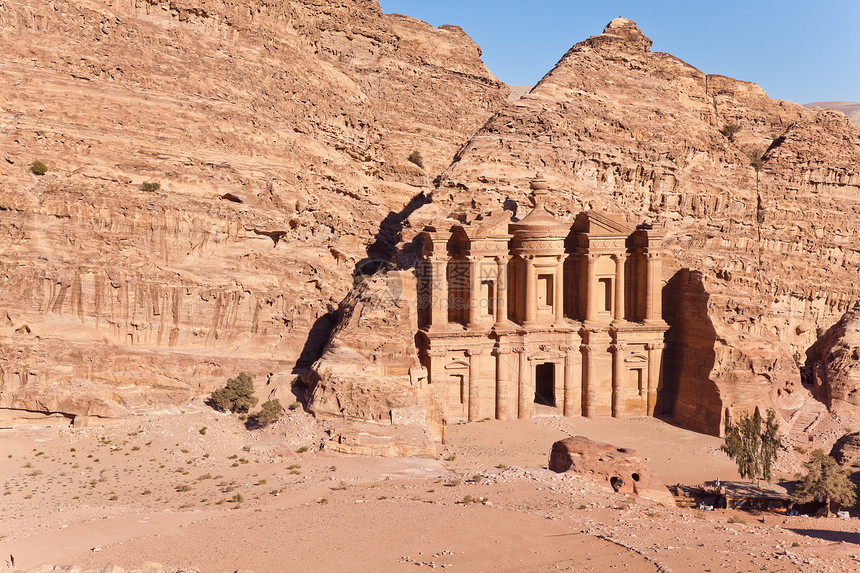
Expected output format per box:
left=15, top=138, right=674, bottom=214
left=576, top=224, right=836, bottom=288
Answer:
left=407, top=150, right=424, bottom=169
left=245, top=399, right=284, bottom=429
left=208, top=372, right=258, bottom=414
left=30, top=160, right=48, bottom=175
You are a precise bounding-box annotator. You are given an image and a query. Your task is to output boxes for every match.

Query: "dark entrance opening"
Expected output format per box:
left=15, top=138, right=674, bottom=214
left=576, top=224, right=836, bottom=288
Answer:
left=534, top=363, right=555, bottom=406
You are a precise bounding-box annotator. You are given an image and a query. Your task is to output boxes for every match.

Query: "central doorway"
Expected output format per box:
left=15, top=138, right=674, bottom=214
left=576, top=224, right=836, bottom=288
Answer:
left=534, top=363, right=555, bottom=406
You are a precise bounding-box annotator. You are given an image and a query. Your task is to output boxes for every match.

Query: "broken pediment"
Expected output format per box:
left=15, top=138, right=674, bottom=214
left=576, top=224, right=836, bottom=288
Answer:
left=572, top=210, right=633, bottom=236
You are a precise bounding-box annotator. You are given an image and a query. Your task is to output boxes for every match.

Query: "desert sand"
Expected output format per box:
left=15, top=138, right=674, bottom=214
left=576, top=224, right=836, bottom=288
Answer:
left=2, top=408, right=859, bottom=573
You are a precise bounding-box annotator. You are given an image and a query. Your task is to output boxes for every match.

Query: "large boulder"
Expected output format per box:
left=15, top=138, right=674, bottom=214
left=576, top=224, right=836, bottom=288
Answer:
left=830, top=431, right=860, bottom=480
left=807, top=304, right=860, bottom=419
left=549, top=436, right=674, bottom=505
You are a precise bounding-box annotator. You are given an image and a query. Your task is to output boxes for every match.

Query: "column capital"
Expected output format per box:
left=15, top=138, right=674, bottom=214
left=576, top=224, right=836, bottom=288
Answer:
left=643, top=251, right=661, bottom=260
left=428, top=348, right=448, bottom=358
left=466, top=254, right=481, bottom=263
left=513, top=346, right=526, bottom=354
left=559, top=345, right=575, bottom=352
left=611, top=252, right=628, bottom=262
left=494, top=254, right=511, bottom=264
left=492, top=346, right=513, bottom=356
left=555, top=253, right=566, bottom=263
left=585, top=252, right=600, bottom=261
left=609, top=343, right=628, bottom=354
left=646, top=342, right=665, bottom=351
left=466, top=348, right=485, bottom=357
left=580, top=343, right=599, bottom=353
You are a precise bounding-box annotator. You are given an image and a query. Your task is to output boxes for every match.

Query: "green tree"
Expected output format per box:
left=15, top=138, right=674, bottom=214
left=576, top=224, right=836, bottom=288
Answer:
left=721, top=408, right=782, bottom=484
left=207, top=372, right=258, bottom=413
left=792, top=449, right=857, bottom=516
left=246, top=399, right=284, bottom=429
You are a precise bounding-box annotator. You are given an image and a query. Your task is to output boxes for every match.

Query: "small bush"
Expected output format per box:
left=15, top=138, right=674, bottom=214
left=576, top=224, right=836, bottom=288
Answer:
left=140, top=181, right=161, bottom=192
left=199, top=426, right=208, bottom=435
left=407, top=150, right=424, bottom=169
left=720, top=122, right=741, bottom=140
left=30, top=160, right=47, bottom=175
left=207, top=372, right=258, bottom=413
left=727, top=515, right=747, bottom=525
left=245, top=399, right=283, bottom=429
left=288, top=401, right=301, bottom=411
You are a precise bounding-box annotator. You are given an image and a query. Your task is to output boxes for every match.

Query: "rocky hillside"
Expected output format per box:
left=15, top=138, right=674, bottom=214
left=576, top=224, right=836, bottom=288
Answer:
left=313, top=18, right=860, bottom=440
left=805, top=101, right=860, bottom=128
left=0, top=0, right=507, bottom=423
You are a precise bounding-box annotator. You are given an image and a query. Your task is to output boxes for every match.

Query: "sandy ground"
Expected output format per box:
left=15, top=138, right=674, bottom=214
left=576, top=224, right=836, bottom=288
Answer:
left=1, top=408, right=859, bottom=573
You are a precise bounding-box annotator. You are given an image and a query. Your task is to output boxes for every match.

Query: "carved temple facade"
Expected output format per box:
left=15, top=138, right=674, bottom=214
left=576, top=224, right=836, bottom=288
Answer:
left=417, top=178, right=668, bottom=423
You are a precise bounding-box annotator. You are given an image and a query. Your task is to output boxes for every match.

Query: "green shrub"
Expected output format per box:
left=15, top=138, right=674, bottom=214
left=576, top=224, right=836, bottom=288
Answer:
left=407, top=150, right=424, bottom=169
left=207, top=372, right=258, bottom=413
left=140, top=181, right=161, bottom=192
left=30, top=160, right=47, bottom=175
left=245, top=400, right=284, bottom=430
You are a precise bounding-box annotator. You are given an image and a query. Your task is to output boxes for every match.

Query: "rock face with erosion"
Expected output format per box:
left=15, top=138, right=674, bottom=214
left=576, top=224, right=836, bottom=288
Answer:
left=806, top=305, right=860, bottom=418
left=548, top=435, right=674, bottom=505
left=311, top=17, right=860, bottom=444
left=0, top=0, right=507, bottom=424
left=830, top=431, right=860, bottom=481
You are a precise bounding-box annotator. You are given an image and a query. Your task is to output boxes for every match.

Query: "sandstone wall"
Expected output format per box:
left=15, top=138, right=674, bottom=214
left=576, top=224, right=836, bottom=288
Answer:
left=0, top=0, right=507, bottom=421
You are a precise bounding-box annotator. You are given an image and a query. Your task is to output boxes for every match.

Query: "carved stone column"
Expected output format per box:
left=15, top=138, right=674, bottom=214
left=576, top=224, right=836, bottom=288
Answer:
left=644, top=252, right=662, bottom=323
left=493, top=347, right=512, bottom=420
left=561, top=345, right=581, bottom=417
left=467, top=348, right=483, bottom=421
left=610, top=342, right=627, bottom=417
left=646, top=341, right=664, bottom=415
left=581, top=343, right=597, bottom=417
left=584, top=254, right=597, bottom=323
left=427, top=348, right=448, bottom=414
left=553, top=254, right=565, bottom=324
left=495, top=255, right=510, bottom=327
left=612, top=253, right=627, bottom=323
left=516, top=346, right=529, bottom=419
left=467, top=255, right=482, bottom=329
left=429, top=256, right=449, bottom=331
left=524, top=255, right=537, bottom=325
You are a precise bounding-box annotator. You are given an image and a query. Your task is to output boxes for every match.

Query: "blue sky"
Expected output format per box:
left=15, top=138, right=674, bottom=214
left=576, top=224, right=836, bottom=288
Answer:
left=378, top=1, right=859, bottom=104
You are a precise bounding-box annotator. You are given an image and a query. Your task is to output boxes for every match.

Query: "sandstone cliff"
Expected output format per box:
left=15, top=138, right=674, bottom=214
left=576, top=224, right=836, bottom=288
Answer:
left=0, top=0, right=507, bottom=423
left=311, top=18, right=860, bottom=442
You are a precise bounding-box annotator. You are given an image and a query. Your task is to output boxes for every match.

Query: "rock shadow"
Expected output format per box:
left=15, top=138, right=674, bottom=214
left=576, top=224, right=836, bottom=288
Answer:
left=354, top=191, right=427, bottom=277
left=787, top=528, right=860, bottom=544
left=661, top=269, right=721, bottom=436
left=292, top=310, right=338, bottom=374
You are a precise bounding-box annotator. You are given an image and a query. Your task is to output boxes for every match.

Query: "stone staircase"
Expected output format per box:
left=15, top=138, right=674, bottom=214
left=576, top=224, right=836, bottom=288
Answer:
left=788, top=400, right=828, bottom=439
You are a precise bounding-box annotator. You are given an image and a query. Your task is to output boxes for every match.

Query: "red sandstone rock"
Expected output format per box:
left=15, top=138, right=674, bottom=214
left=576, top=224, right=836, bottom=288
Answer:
left=548, top=435, right=674, bottom=505
left=0, top=0, right=506, bottom=423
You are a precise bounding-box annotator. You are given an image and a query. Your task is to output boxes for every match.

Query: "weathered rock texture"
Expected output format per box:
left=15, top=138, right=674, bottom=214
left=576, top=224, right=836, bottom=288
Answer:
left=312, top=17, right=860, bottom=441
left=830, top=431, right=860, bottom=480
left=807, top=305, right=860, bottom=417
left=0, top=0, right=507, bottom=423
left=805, top=102, right=860, bottom=129
left=548, top=435, right=673, bottom=504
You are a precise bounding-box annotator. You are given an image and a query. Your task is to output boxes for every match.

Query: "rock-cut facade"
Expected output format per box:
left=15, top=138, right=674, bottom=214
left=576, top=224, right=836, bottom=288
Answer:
left=417, top=178, right=668, bottom=422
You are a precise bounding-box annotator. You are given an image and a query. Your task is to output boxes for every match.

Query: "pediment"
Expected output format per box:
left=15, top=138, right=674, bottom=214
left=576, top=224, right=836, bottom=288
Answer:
left=573, top=210, right=633, bottom=236
left=465, top=210, right=513, bottom=238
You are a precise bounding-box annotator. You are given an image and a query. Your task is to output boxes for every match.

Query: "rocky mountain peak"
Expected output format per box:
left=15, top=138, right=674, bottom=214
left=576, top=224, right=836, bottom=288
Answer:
left=574, top=17, right=652, bottom=53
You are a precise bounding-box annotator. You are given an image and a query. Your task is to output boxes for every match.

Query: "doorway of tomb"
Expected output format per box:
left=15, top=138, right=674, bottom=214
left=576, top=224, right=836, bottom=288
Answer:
left=534, top=363, right=555, bottom=406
